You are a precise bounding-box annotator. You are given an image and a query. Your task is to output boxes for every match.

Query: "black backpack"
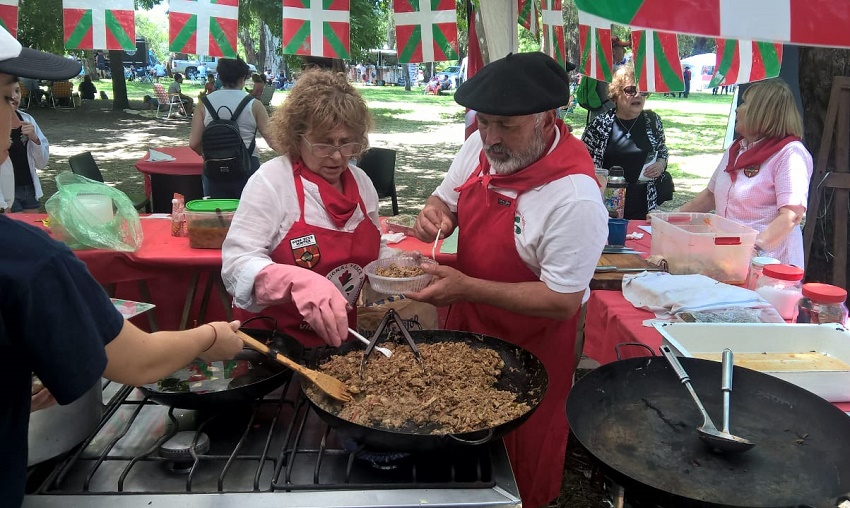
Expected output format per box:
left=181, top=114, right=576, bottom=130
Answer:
left=200, top=94, right=256, bottom=182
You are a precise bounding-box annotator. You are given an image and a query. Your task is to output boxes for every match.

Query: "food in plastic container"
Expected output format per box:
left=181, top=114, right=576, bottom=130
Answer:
left=364, top=255, right=437, bottom=294
left=184, top=199, right=239, bottom=249
left=384, top=214, right=416, bottom=236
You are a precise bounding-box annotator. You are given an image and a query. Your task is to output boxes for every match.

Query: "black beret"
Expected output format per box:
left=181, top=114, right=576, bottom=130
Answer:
left=454, top=52, right=575, bottom=116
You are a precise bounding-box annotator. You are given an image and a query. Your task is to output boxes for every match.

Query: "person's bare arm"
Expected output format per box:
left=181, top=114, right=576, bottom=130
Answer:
left=679, top=188, right=715, bottom=212
left=407, top=263, right=584, bottom=320
left=755, top=205, right=805, bottom=252
left=189, top=107, right=205, bottom=155
left=102, top=320, right=243, bottom=386
left=253, top=101, right=282, bottom=154
left=412, top=195, right=457, bottom=242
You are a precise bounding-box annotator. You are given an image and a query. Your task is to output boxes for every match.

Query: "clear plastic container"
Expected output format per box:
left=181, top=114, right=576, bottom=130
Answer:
left=184, top=199, right=239, bottom=249
left=649, top=212, right=759, bottom=284
left=755, top=264, right=804, bottom=321
left=364, top=255, right=437, bottom=295
left=745, top=256, right=780, bottom=290
left=796, top=283, right=849, bottom=325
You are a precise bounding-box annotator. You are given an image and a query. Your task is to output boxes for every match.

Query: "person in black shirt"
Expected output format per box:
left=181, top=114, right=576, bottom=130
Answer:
left=78, top=74, right=96, bottom=100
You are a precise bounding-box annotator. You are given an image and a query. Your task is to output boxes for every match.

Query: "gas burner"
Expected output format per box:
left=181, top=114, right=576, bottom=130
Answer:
left=158, top=431, right=210, bottom=474
left=341, top=436, right=412, bottom=470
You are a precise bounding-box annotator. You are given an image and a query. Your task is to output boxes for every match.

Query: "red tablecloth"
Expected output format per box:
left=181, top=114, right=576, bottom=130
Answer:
left=134, top=146, right=203, bottom=197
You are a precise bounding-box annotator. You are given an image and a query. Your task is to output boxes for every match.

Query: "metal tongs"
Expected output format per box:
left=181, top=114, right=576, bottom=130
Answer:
left=359, top=309, right=422, bottom=379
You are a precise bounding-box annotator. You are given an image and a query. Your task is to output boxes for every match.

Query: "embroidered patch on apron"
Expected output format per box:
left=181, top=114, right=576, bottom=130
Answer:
left=497, top=198, right=512, bottom=207
left=327, top=263, right=366, bottom=306
left=291, top=234, right=321, bottom=268
left=743, top=165, right=761, bottom=178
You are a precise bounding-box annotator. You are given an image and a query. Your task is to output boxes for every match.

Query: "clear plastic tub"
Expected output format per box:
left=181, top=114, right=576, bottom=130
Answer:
left=364, top=255, right=437, bottom=294
left=650, top=212, right=758, bottom=284
left=185, top=210, right=235, bottom=249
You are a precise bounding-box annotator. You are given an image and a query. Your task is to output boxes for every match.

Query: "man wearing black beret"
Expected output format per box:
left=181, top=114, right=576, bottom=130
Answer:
left=409, top=52, right=608, bottom=507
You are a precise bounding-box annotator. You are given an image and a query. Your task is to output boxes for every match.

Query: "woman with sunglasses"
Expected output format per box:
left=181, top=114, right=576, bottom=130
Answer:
left=582, top=65, right=672, bottom=219
left=680, top=78, right=812, bottom=268
left=222, top=68, right=391, bottom=348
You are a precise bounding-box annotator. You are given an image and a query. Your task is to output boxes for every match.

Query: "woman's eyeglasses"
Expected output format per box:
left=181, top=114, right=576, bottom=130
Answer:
left=302, top=136, right=363, bottom=158
left=623, top=86, right=651, bottom=98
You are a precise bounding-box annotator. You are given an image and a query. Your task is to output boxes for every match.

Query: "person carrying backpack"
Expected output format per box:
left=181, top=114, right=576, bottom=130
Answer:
left=189, top=57, right=281, bottom=199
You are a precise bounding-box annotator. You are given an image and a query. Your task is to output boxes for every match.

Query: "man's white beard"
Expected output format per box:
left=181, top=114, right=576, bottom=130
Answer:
left=484, top=124, right=547, bottom=175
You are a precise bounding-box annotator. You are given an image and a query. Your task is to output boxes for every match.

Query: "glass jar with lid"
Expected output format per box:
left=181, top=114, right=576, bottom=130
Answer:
left=796, top=283, right=849, bottom=325
left=755, top=264, right=804, bottom=321
left=746, top=256, right=780, bottom=290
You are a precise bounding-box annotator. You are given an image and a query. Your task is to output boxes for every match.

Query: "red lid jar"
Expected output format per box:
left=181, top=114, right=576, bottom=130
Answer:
left=797, top=283, right=848, bottom=325
left=762, top=264, right=804, bottom=282
left=802, top=283, right=847, bottom=304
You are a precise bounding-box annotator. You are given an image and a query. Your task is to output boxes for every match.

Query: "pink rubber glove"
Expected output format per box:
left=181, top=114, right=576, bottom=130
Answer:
left=254, top=264, right=348, bottom=347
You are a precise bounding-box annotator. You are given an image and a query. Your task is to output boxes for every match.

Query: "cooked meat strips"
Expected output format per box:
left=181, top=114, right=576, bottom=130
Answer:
left=309, top=342, right=531, bottom=435
left=375, top=264, right=425, bottom=278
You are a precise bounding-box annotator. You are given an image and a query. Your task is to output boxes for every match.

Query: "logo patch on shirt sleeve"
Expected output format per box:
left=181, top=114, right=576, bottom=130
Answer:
left=291, top=234, right=320, bottom=268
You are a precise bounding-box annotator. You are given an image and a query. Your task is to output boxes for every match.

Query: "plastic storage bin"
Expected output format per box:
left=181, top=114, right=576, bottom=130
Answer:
left=650, top=212, right=758, bottom=284
left=184, top=199, right=239, bottom=249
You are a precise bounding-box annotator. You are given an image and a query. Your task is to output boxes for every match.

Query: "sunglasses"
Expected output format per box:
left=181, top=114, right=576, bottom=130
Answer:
left=623, top=86, right=651, bottom=98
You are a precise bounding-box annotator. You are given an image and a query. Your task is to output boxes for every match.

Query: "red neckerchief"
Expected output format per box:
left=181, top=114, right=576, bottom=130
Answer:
left=724, top=135, right=800, bottom=182
left=455, top=120, right=597, bottom=200
left=294, top=159, right=359, bottom=228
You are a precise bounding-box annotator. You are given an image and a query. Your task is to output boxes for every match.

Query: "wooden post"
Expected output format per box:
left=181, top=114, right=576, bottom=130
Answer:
left=803, top=76, right=850, bottom=287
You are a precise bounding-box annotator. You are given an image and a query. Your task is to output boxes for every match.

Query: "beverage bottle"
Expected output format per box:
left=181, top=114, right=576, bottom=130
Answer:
left=604, top=166, right=627, bottom=218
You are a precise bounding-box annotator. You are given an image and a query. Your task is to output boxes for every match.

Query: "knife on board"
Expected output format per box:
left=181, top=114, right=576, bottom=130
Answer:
left=594, top=265, right=666, bottom=273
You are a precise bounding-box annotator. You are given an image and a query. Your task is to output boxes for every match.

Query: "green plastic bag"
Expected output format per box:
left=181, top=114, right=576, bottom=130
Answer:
left=45, top=171, right=144, bottom=252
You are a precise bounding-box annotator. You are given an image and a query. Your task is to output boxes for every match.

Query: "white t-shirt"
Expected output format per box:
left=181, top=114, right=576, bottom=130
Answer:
left=221, top=156, right=388, bottom=311
left=433, top=129, right=608, bottom=297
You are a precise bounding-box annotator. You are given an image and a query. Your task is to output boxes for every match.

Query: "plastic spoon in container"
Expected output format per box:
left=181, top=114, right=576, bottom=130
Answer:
left=431, top=229, right=441, bottom=261
left=660, top=345, right=755, bottom=453
left=348, top=328, right=392, bottom=358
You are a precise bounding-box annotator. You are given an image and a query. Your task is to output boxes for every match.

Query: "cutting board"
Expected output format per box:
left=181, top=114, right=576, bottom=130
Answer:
left=591, top=253, right=656, bottom=290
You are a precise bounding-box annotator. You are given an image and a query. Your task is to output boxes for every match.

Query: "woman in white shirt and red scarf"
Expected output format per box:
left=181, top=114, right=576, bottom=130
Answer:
left=221, top=69, right=391, bottom=348
left=680, top=78, right=813, bottom=268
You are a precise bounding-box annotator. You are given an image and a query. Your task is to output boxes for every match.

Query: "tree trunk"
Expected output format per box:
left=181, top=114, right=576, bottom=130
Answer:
left=262, top=23, right=283, bottom=74
left=108, top=50, right=129, bottom=110
left=239, top=27, right=260, bottom=68
left=798, top=47, right=850, bottom=283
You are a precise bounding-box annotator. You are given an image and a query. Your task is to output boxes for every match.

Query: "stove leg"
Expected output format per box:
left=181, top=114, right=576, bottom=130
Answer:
left=610, top=481, right=625, bottom=508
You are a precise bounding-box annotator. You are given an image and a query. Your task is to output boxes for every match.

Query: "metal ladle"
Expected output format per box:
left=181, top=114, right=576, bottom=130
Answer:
left=660, top=345, right=755, bottom=453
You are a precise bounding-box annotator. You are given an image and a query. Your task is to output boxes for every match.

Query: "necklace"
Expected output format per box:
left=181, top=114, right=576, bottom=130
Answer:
left=615, top=113, right=641, bottom=139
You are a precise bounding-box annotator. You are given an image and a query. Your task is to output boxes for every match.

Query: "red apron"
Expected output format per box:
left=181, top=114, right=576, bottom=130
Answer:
left=235, top=169, right=381, bottom=348
left=446, top=123, right=592, bottom=506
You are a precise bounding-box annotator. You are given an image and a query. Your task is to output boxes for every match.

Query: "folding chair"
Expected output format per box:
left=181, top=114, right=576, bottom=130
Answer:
left=18, top=80, right=31, bottom=110
left=259, top=84, right=275, bottom=112
left=358, top=147, right=399, bottom=215
left=137, top=68, right=153, bottom=84
left=69, top=151, right=151, bottom=212
left=50, top=81, right=75, bottom=109
left=152, top=83, right=186, bottom=119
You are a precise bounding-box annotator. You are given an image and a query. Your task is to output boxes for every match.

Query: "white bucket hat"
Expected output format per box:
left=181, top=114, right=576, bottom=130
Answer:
left=0, top=25, right=81, bottom=79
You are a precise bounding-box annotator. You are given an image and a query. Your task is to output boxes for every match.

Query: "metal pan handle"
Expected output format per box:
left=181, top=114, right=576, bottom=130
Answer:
left=447, top=428, right=494, bottom=446
left=614, top=342, right=655, bottom=361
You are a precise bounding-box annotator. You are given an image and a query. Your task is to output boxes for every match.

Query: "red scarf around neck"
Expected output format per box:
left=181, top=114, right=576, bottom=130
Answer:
left=724, top=135, right=800, bottom=182
left=294, top=159, right=360, bottom=228
left=455, top=120, right=597, bottom=195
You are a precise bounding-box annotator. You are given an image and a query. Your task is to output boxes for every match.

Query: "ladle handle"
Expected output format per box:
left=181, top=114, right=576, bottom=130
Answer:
left=660, top=345, right=713, bottom=418
left=721, top=348, right=733, bottom=433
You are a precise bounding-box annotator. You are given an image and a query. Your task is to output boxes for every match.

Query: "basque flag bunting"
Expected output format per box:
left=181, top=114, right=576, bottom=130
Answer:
left=63, top=0, right=135, bottom=50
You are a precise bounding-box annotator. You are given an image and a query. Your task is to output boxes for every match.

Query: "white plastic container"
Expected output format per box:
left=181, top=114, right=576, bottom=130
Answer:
left=364, top=255, right=436, bottom=295
left=655, top=322, right=850, bottom=402
left=650, top=212, right=758, bottom=284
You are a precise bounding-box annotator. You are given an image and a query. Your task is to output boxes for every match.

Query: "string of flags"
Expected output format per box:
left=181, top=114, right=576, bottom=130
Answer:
left=0, top=0, right=822, bottom=87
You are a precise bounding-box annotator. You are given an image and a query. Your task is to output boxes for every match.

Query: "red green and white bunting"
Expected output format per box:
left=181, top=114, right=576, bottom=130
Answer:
left=518, top=0, right=538, bottom=37
left=169, top=0, right=239, bottom=58
left=540, top=0, right=567, bottom=69
left=63, top=0, right=134, bottom=50
left=575, top=0, right=850, bottom=49
left=282, top=0, right=350, bottom=59
left=0, top=0, right=18, bottom=38
left=577, top=12, right=613, bottom=81
left=395, top=0, right=458, bottom=64
left=709, top=39, right=783, bottom=87
left=631, top=30, right=683, bottom=93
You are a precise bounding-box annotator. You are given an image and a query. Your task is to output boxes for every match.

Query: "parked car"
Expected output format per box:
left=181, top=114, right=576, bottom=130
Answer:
left=171, top=55, right=257, bottom=79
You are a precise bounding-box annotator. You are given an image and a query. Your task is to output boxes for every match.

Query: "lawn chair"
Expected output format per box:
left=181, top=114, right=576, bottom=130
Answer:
left=68, top=151, right=151, bottom=212
left=358, top=147, right=399, bottom=215
left=259, top=84, right=275, bottom=112
left=50, top=81, right=75, bottom=109
left=152, top=83, right=187, bottom=119
left=137, top=68, right=153, bottom=84
left=18, top=80, right=31, bottom=110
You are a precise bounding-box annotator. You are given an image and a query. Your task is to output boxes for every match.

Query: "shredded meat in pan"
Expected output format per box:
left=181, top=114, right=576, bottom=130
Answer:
left=375, top=264, right=425, bottom=278
left=308, top=342, right=531, bottom=435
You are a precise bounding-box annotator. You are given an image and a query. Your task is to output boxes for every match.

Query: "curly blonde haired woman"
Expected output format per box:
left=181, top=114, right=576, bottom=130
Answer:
left=680, top=78, right=812, bottom=267
left=222, top=68, right=391, bottom=348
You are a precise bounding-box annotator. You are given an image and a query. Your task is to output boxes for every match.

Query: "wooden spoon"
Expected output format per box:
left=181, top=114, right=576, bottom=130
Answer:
left=237, top=331, right=352, bottom=403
